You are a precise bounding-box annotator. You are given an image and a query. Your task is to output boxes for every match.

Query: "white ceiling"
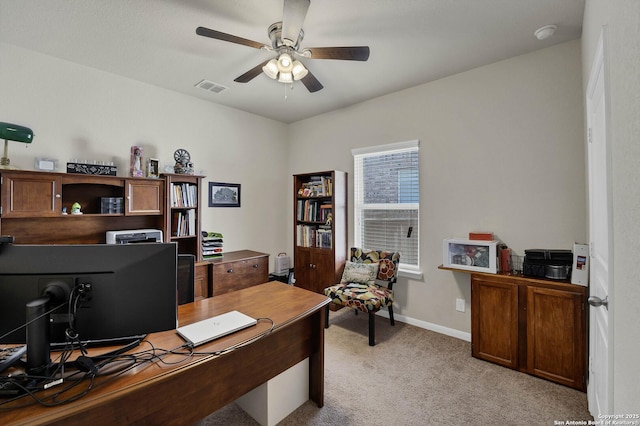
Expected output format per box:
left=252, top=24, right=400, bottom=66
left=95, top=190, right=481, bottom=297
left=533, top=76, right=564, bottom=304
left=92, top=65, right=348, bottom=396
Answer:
left=0, top=0, right=585, bottom=124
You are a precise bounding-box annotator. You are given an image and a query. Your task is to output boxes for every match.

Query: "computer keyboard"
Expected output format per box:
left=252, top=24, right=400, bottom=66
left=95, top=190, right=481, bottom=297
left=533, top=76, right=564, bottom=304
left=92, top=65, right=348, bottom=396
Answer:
left=0, top=345, right=26, bottom=374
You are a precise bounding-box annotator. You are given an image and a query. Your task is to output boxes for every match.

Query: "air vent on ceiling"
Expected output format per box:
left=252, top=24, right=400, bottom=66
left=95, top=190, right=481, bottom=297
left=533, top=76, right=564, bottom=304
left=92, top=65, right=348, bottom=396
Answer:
left=195, top=79, right=228, bottom=94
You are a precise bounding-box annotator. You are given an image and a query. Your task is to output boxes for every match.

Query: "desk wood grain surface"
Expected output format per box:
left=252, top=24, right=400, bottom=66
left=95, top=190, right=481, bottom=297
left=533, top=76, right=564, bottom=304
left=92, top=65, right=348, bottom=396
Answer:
left=0, top=281, right=330, bottom=426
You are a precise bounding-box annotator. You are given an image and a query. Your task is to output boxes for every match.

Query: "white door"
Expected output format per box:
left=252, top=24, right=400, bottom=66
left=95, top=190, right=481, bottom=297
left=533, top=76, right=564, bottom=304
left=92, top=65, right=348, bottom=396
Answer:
left=586, top=29, right=613, bottom=415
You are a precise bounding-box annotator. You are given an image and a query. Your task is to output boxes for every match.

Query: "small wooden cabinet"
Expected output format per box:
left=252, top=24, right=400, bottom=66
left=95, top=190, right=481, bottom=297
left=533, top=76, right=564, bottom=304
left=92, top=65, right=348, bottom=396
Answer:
left=293, top=171, right=347, bottom=293
left=294, top=247, right=337, bottom=294
left=127, top=179, right=163, bottom=215
left=209, top=250, right=269, bottom=297
left=471, top=273, right=587, bottom=391
left=0, top=172, right=61, bottom=217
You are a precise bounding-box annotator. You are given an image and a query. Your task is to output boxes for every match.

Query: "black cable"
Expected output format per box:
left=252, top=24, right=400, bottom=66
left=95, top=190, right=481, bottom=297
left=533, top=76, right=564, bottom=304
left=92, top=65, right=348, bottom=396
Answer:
left=1, top=317, right=276, bottom=409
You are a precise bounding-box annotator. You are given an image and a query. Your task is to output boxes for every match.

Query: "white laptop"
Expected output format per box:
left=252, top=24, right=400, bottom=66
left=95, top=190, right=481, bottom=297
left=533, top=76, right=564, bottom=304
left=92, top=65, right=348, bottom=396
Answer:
left=176, top=310, right=257, bottom=347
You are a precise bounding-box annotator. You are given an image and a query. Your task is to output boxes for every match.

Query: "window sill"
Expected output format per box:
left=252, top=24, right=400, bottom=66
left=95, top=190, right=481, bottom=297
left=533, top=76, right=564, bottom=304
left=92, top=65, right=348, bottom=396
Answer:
left=399, top=268, right=423, bottom=281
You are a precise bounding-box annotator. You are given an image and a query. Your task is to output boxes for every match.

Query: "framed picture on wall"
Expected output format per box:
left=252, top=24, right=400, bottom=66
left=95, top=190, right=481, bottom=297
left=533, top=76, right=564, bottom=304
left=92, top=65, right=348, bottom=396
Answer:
left=208, top=182, right=241, bottom=207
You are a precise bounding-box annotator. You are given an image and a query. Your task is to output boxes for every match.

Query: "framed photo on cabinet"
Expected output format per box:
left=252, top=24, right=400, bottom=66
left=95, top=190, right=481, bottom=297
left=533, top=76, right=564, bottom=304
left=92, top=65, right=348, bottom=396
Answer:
left=208, top=182, right=241, bottom=207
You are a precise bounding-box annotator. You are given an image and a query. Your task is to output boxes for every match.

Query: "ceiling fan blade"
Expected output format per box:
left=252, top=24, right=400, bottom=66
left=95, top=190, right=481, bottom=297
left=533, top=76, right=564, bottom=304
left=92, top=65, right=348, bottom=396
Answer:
left=306, top=46, right=370, bottom=61
left=234, top=60, right=271, bottom=83
left=300, top=70, right=323, bottom=93
left=196, top=26, right=266, bottom=50
left=281, top=0, right=310, bottom=46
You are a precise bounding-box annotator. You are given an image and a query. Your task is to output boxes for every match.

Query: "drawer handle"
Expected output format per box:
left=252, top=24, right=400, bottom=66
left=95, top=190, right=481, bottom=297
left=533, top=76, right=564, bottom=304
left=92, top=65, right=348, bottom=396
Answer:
left=227, top=269, right=234, bottom=273
left=253, top=264, right=259, bottom=268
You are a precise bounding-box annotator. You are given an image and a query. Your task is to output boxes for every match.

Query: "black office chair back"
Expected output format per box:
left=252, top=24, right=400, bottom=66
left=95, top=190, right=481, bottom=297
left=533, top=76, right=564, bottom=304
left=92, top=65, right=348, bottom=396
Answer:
left=177, top=254, right=195, bottom=305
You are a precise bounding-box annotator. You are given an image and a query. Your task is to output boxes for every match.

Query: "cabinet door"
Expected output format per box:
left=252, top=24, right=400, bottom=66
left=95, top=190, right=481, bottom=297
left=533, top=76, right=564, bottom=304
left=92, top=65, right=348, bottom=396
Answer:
left=1, top=173, right=61, bottom=217
left=471, top=276, right=519, bottom=369
left=526, top=285, right=586, bottom=390
left=295, top=247, right=335, bottom=293
left=126, top=180, right=163, bottom=215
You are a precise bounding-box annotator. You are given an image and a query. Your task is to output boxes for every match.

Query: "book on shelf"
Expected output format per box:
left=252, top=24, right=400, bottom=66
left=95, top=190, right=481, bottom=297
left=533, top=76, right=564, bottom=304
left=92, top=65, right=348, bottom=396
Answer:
left=172, top=210, right=196, bottom=236
left=171, top=183, right=198, bottom=208
left=297, top=199, right=332, bottom=223
left=296, top=224, right=333, bottom=249
left=299, top=176, right=332, bottom=197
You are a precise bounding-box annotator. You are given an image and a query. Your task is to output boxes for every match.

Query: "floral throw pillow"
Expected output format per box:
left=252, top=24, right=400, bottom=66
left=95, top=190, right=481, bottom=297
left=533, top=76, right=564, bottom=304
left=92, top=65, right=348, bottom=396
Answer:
left=340, top=261, right=379, bottom=285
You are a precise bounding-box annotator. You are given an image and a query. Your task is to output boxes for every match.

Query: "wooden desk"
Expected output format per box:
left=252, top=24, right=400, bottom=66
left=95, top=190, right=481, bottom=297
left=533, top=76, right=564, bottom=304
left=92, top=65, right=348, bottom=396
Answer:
left=0, top=282, right=330, bottom=425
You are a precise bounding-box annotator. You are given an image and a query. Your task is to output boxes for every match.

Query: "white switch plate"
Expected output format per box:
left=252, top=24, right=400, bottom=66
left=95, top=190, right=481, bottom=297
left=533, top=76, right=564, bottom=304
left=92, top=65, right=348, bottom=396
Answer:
left=456, top=298, right=465, bottom=313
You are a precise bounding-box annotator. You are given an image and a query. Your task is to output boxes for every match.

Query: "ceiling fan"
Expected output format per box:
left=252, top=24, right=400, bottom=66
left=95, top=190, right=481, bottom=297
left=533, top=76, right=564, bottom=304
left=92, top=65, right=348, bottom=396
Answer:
left=196, top=0, right=370, bottom=93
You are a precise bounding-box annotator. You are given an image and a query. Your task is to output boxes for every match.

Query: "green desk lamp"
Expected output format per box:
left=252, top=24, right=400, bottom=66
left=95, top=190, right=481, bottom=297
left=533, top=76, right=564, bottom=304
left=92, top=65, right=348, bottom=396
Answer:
left=0, top=122, right=34, bottom=170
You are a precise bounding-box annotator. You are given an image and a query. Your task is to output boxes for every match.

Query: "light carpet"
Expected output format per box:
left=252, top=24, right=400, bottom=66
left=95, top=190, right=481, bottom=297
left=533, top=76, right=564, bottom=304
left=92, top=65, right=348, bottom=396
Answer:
left=196, top=308, right=591, bottom=425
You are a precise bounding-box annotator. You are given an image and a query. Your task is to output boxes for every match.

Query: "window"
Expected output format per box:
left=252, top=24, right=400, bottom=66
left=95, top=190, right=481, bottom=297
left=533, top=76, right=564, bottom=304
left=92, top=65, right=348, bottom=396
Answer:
left=352, top=140, right=420, bottom=272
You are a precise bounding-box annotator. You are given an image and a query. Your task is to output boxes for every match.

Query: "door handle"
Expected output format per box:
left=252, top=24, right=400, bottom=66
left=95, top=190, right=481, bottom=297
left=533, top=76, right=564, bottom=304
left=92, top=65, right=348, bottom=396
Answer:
left=588, top=295, right=609, bottom=309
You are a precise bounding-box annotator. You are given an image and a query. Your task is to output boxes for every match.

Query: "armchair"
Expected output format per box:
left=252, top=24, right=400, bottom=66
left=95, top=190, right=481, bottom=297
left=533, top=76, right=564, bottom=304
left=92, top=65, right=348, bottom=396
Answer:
left=323, top=247, right=400, bottom=346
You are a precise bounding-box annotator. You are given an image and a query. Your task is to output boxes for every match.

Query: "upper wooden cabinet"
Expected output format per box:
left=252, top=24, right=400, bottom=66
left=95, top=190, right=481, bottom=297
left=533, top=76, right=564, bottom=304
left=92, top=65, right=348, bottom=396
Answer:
left=1, top=172, right=61, bottom=217
left=127, top=179, right=163, bottom=215
left=470, top=272, right=587, bottom=391
left=0, top=170, right=165, bottom=244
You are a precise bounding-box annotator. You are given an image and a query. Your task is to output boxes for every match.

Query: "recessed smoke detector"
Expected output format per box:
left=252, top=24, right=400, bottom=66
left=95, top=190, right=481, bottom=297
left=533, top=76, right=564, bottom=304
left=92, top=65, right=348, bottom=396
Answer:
left=195, top=79, right=228, bottom=94
left=534, top=25, right=557, bottom=41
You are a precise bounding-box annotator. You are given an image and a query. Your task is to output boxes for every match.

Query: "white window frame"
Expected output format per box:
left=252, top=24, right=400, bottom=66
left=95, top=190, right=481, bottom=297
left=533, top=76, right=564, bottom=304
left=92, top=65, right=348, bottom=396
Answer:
left=352, top=140, right=422, bottom=279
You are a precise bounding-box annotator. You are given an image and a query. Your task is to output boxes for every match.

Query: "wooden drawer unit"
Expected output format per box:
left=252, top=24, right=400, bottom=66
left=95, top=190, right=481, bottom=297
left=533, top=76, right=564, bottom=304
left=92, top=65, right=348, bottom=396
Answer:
left=210, top=250, right=269, bottom=296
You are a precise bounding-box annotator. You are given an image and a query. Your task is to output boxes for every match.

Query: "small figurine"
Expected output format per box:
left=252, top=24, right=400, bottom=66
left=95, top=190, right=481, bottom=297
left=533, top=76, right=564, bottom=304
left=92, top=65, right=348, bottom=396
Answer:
left=130, top=146, right=144, bottom=177
left=71, top=202, right=82, bottom=215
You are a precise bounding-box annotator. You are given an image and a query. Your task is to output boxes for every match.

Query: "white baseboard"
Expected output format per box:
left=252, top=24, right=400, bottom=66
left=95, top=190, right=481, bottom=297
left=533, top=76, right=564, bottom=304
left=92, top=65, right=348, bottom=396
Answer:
left=376, top=309, right=471, bottom=342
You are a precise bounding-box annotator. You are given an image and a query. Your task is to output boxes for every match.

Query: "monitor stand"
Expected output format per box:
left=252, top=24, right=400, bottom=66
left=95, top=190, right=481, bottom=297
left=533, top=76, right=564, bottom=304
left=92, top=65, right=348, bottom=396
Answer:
left=26, top=296, right=51, bottom=375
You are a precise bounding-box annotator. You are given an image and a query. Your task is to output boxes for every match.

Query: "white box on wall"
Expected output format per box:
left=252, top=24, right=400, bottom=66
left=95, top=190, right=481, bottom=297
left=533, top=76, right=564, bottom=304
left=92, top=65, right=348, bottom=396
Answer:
left=571, top=243, right=589, bottom=287
left=443, top=238, right=498, bottom=274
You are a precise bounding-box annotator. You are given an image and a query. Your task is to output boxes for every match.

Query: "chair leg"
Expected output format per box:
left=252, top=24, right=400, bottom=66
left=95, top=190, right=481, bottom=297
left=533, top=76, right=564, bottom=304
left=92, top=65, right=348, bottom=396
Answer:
left=324, top=304, right=330, bottom=329
left=388, top=305, right=395, bottom=326
left=368, top=312, right=376, bottom=346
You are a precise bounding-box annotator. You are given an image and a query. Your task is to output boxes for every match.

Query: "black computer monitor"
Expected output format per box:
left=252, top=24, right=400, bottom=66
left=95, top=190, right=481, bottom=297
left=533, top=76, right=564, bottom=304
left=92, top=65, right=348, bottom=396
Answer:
left=0, top=242, right=178, bottom=347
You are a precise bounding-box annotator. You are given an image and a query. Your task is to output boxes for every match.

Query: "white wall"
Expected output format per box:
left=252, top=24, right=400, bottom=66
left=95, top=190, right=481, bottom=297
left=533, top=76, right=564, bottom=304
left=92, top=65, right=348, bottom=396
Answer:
left=0, top=42, right=290, bottom=262
left=582, top=0, right=640, bottom=413
left=1, top=39, right=589, bottom=338
left=289, top=40, right=585, bottom=333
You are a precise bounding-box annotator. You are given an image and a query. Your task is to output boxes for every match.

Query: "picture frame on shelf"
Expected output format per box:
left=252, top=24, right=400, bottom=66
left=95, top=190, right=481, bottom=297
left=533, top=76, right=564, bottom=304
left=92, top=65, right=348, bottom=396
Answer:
left=35, top=158, right=59, bottom=171
left=208, top=182, right=241, bottom=207
left=147, top=158, right=159, bottom=178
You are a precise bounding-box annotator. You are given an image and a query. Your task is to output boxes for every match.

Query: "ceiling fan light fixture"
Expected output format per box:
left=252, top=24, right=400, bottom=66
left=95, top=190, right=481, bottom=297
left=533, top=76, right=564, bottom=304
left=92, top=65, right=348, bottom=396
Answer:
left=277, top=53, right=293, bottom=72
left=263, top=59, right=279, bottom=79
left=291, top=60, right=308, bottom=80
left=278, top=71, right=293, bottom=83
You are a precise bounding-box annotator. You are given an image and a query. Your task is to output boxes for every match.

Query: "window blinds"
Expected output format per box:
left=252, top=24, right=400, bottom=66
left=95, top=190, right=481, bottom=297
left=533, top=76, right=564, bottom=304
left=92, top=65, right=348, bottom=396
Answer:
left=353, top=140, right=420, bottom=268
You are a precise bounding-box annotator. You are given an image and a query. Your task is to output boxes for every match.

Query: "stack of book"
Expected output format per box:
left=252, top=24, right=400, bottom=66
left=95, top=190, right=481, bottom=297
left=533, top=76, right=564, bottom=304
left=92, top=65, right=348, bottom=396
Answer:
left=202, top=232, right=224, bottom=259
